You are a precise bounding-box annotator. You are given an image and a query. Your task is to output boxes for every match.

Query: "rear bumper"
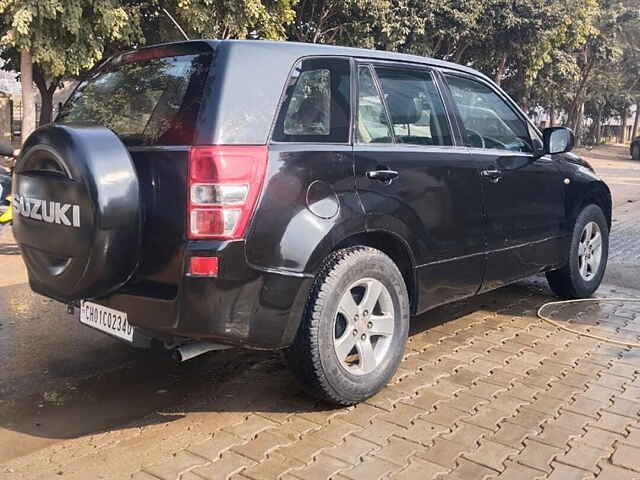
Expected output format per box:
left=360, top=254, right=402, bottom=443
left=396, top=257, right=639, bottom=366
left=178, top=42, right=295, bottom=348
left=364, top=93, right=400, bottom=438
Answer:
left=91, top=240, right=313, bottom=349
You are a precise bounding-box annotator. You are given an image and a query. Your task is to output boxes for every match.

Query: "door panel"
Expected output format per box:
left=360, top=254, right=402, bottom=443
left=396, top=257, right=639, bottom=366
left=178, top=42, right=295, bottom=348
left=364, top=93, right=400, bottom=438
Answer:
left=354, top=63, right=486, bottom=312
left=443, top=73, right=566, bottom=290
left=475, top=151, right=565, bottom=289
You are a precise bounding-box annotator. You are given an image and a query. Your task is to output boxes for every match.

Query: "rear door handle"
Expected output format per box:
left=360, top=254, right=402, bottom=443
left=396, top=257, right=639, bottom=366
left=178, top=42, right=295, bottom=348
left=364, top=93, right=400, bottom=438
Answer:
left=366, top=169, right=399, bottom=182
left=480, top=168, right=503, bottom=183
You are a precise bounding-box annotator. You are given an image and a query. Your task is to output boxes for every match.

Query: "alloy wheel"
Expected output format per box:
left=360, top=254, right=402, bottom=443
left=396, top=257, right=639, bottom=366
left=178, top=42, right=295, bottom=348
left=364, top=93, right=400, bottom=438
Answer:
left=333, top=278, right=395, bottom=375
left=578, top=221, right=602, bottom=281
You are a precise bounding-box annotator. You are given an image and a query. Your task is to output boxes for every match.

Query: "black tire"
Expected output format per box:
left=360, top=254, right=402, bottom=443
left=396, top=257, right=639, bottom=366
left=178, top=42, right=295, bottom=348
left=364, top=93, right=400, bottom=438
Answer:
left=546, top=204, right=609, bottom=299
left=285, top=246, right=410, bottom=405
left=632, top=144, right=640, bottom=161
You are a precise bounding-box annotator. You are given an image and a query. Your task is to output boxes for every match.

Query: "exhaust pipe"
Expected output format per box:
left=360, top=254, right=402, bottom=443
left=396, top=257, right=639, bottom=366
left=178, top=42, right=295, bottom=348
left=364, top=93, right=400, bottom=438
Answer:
left=172, top=341, right=232, bottom=362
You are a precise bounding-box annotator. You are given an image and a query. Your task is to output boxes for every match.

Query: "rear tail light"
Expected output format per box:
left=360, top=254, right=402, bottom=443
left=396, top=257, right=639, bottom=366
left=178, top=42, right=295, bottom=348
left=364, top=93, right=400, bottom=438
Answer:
left=187, top=146, right=268, bottom=240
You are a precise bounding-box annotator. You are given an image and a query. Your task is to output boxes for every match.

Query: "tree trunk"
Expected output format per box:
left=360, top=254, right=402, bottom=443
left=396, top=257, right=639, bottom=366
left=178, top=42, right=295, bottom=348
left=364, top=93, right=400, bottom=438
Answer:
left=20, top=49, right=36, bottom=143
left=567, top=54, right=594, bottom=132
left=595, top=107, right=603, bottom=145
left=33, top=66, right=59, bottom=126
left=494, top=54, right=508, bottom=86
left=619, top=105, right=628, bottom=144
left=572, top=102, right=584, bottom=146
left=549, top=105, right=555, bottom=127
left=632, top=100, right=639, bottom=140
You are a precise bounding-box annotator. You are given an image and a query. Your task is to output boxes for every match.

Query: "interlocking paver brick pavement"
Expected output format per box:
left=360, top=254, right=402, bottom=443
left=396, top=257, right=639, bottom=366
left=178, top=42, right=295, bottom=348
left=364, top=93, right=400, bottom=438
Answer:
left=3, top=244, right=640, bottom=480
left=517, top=439, right=563, bottom=473
left=372, top=436, right=424, bottom=465
left=612, top=443, right=640, bottom=472
left=192, top=451, right=255, bottom=480
left=492, top=421, right=537, bottom=447
left=535, top=424, right=579, bottom=449
left=557, top=440, right=611, bottom=472
left=448, top=457, right=497, bottom=479
left=463, top=439, right=516, bottom=471
left=142, top=451, right=208, bottom=480
left=495, top=461, right=546, bottom=479
left=394, top=458, right=450, bottom=479
left=321, top=436, right=378, bottom=464
left=341, top=456, right=400, bottom=479
left=289, top=453, right=349, bottom=480
left=597, top=462, right=640, bottom=479
left=546, top=462, right=593, bottom=480
left=241, top=453, right=302, bottom=480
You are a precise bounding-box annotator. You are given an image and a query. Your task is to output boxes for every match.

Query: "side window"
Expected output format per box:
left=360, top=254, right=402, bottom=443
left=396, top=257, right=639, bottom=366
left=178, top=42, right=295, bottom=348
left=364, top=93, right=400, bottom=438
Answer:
left=357, top=66, right=393, bottom=144
left=374, top=67, right=452, bottom=146
left=445, top=74, right=533, bottom=152
left=273, top=58, right=350, bottom=143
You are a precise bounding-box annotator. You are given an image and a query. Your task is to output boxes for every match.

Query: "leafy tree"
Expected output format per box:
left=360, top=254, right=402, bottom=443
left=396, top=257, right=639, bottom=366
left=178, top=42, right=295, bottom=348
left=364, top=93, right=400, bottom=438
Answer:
left=0, top=0, right=143, bottom=138
left=286, top=0, right=389, bottom=47
left=143, top=0, right=296, bottom=42
left=0, top=0, right=296, bottom=141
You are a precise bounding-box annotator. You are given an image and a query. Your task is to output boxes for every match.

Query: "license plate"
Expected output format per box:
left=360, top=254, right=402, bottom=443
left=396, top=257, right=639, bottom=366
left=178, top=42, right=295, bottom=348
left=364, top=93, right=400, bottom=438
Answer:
left=79, top=301, right=134, bottom=342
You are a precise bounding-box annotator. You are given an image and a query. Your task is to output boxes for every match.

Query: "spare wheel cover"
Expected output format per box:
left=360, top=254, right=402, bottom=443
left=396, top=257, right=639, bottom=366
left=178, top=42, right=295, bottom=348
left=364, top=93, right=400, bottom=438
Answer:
left=12, top=124, right=141, bottom=301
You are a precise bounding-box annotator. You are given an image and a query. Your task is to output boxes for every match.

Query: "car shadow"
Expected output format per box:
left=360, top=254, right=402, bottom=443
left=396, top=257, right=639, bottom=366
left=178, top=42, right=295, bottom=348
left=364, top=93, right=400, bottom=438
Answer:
left=0, top=279, right=552, bottom=448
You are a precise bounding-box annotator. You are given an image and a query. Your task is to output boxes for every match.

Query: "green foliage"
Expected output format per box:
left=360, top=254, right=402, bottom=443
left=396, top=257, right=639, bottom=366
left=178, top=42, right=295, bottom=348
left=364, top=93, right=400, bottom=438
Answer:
left=0, top=0, right=143, bottom=77
left=158, top=0, right=296, bottom=41
left=2, top=0, right=639, bottom=142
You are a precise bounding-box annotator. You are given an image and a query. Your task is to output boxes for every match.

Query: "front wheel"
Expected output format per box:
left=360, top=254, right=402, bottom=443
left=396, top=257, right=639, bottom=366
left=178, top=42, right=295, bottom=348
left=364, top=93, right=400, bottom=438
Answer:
left=546, top=204, right=609, bottom=299
left=285, top=246, right=410, bottom=405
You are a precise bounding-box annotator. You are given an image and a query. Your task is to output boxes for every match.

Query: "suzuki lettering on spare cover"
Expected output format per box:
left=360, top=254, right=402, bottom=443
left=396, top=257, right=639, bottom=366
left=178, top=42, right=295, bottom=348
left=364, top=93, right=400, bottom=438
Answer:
left=13, top=194, right=80, bottom=228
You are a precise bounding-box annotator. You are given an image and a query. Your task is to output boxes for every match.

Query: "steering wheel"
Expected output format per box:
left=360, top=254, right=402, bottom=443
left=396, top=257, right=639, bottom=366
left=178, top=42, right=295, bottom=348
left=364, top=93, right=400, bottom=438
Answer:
left=483, top=136, right=509, bottom=150
left=465, top=129, right=485, bottom=149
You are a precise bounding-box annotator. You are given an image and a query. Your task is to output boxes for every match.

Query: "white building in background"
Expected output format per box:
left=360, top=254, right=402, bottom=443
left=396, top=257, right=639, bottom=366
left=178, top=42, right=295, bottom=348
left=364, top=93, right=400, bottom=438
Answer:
left=529, top=104, right=638, bottom=144
left=0, top=69, right=20, bottom=96
left=0, top=66, right=77, bottom=141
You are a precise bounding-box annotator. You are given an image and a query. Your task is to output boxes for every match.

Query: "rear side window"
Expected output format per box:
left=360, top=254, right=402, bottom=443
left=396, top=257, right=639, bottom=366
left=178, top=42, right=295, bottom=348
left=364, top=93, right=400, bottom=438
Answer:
left=374, top=67, right=452, bottom=146
left=272, top=58, right=351, bottom=143
left=357, top=65, right=393, bottom=144
left=57, top=49, right=212, bottom=146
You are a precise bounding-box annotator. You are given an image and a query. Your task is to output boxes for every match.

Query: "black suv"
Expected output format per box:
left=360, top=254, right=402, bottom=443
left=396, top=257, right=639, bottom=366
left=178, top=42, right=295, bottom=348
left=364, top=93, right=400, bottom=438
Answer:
left=11, top=40, right=611, bottom=405
left=631, top=137, right=640, bottom=160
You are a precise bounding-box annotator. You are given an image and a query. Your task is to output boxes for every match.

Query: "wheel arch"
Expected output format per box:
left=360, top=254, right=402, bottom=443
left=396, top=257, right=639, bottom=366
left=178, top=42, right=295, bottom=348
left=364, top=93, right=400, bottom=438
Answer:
left=571, top=181, right=612, bottom=231
left=332, top=230, right=418, bottom=315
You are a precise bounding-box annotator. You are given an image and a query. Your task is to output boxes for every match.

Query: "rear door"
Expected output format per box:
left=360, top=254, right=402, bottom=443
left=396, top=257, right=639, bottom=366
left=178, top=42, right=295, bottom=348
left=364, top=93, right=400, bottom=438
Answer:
left=442, top=72, right=566, bottom=291
left=57, top=44, right=215, bottom=291
left=354, top=61, right=486, bottom=311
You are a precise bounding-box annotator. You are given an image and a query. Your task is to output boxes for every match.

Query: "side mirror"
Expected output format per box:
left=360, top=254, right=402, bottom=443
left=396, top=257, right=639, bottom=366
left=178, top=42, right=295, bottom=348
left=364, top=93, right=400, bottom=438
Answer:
left=542, top=127, right=574, bottom=155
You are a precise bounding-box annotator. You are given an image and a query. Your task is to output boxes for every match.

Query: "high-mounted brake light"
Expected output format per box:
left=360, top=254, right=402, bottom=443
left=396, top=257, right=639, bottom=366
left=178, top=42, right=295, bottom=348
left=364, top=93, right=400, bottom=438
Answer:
left=187, top=146, right=268, bottom=240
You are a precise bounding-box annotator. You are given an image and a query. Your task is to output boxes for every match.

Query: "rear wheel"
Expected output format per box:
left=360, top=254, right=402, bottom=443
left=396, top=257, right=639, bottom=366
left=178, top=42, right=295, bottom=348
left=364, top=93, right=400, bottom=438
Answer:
left=285, top=246, right=409, bottom=405
left=546, top=204, right=608, bottom=299
left=632, top=144, right=640, bottom=160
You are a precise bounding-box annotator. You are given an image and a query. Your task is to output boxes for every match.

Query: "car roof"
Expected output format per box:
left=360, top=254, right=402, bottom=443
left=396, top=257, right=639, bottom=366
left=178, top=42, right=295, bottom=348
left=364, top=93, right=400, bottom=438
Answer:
left=109, top=39, right=496, bottom=145
left=130, top=39, right=490, bottom=82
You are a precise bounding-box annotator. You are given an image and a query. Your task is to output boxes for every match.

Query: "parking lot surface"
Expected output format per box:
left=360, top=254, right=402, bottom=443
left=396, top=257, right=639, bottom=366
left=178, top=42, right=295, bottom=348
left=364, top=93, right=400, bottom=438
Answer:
left=1, top=144, right=640, bottom=479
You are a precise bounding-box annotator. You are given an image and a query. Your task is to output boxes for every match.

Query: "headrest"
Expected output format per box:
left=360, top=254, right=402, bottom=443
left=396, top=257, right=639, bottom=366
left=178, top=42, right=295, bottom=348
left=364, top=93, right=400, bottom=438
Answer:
left=385, top=93, right=420, bottom=124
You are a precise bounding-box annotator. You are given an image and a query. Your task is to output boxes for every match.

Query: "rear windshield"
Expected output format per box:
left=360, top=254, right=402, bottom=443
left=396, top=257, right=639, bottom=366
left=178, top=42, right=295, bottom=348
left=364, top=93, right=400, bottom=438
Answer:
left=57, top=49, right=212, bottom=146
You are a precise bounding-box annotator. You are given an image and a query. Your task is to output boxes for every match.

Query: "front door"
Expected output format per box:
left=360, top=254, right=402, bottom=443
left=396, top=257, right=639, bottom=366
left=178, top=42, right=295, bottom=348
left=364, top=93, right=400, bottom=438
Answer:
left=443, top=72, right=566, bottom=290
left=354, top=62, right=486, bottom=312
